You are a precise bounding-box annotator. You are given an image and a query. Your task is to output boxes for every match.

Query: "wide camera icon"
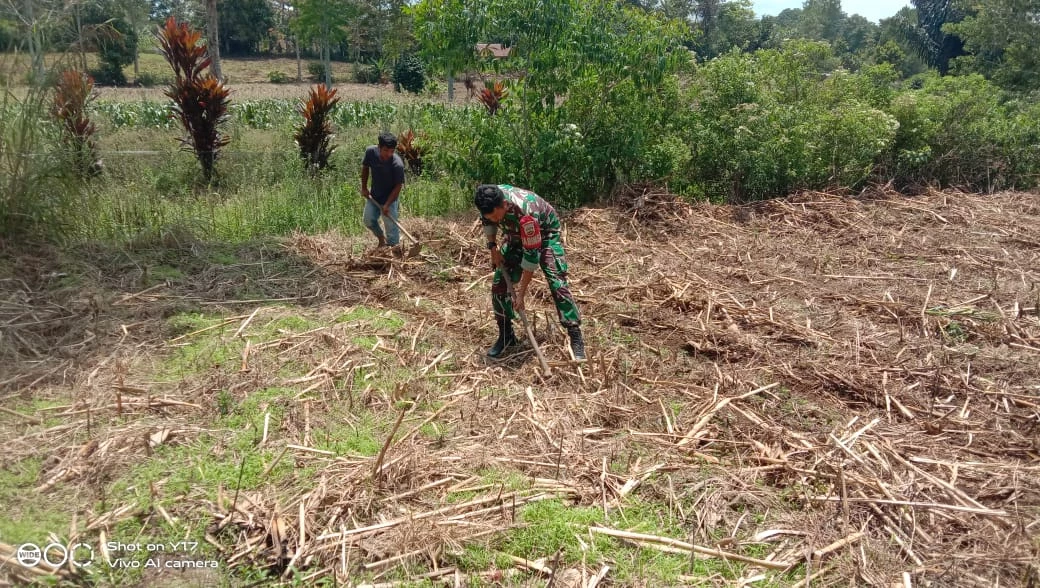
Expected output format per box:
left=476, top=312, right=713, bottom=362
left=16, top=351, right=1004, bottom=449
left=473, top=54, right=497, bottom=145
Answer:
left=16, top=543, right=43, bottom=567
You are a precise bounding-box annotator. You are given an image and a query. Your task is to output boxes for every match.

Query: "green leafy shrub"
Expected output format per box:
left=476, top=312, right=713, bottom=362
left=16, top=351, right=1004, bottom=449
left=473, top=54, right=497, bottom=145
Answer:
left=637, top=135, right=692, bottom=183
left=89, top=66, right=125, bottom=87
left=267, top=70, right=290, bottom=84
left=93, top=18, right=138, bottom=86
left=885, top=74, right=1039, bottom=191
left=353, top=63, right=383, bottom=84
left=680, top=41, right=898, bottom=201
left=392, top=54, right=426, bottom=94
left=134, top=72, right=167, bottom=87
left=306, top=62, right=329, bottom=83
left=422, top=77, right=444, bottom=98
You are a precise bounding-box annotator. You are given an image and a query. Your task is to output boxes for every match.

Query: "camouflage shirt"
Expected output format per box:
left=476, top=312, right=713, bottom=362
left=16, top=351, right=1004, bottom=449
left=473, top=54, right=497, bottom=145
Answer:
left=482, top=185, right=561, bottom=272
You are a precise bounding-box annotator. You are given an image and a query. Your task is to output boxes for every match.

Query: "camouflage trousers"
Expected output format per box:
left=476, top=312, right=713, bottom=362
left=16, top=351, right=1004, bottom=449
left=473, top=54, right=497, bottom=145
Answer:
left=492, top=238, right=581, bottom=328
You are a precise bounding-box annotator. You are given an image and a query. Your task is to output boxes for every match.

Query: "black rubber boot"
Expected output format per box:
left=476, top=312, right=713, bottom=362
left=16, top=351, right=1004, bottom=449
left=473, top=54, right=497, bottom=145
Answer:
left=567, top=326, right=587, bottom=362
left=487, top=319, right=518, bottom=358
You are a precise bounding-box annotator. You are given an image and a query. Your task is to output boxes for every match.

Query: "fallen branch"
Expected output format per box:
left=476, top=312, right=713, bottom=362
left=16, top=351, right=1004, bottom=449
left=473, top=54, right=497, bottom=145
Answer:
left=589, top=526, right=794, bottom=570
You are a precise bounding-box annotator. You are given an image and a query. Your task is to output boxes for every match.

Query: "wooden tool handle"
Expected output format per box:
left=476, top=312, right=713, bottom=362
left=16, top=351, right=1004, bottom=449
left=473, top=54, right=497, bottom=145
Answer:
left=501, top=270, right=552, bottom=377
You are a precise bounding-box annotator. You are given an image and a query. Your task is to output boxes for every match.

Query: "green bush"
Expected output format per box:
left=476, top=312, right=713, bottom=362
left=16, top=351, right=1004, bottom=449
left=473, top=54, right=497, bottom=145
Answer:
left=135, top=72, right=168, bottom=87
left=676, top=41, right=900, bottom=202
left=354, top=62, right=386, bottom=85
left=307, top=62, right=331, bottom=83
left=89, top=65, right=126, bottom=87
left=884, top=74, right=1040, bottom=191
left=267, top=70, right=290, bottom=84
left=0, top=18, right=18, bottom=51
left=95, top=18, right=137, bottom=87
left=422, top=78, right=443, bottom=98
left=392, top=54, right=426, bottom=94
left=637, top=135, right=692, bottom=183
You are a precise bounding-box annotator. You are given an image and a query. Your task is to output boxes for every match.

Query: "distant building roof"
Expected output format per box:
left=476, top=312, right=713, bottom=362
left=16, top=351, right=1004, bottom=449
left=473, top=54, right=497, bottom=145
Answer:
left=476, top=43, right=513, bottom=58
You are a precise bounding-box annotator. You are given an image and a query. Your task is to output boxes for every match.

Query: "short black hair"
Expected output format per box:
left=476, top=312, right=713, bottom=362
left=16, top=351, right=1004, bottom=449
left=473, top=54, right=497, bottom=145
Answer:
left=474, top=184, right=504, bottom=214
left=377, top=132, right=397, bottom=149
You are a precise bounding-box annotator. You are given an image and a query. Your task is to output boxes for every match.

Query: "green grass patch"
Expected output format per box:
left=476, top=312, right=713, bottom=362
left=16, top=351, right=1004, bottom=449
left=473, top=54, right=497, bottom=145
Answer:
left=313, top=410, right=385, bottom=457
left=477, top=467, right=532, bottom=492
left=108, top=387, right=297, bottom=514
left=0, top=458, right=75, bottom=546
left=165, top=312, right=228, bottom=337
left=503, top=500, right=606, bottom=562
left=257, top=314, right=320, bottom=337
left=12, top=397, right=70, bottom=427
left=160, top=336, right=244, bottom=381
left=59, top=128, right=472, bottom=246
left=158, top=312, right=256, bottom=380
left=111, top=434, right=290, bottom=506
left=495, top=497, right=758, bottom=585
left=336, top=306, right=406, bottom=330
left=144, top=263, right=185, bottom=285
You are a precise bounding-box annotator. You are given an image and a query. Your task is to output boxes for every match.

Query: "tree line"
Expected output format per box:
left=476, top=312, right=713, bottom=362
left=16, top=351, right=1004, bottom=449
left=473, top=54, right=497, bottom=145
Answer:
left=2, top=0, right=1038, bottom=93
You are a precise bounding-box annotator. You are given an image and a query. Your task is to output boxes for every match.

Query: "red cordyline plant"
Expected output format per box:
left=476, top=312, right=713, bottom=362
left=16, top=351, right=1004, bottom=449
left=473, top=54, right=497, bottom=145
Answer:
left=52, top=69, right=102, bottom=177
left=156, top=17, right=230, bottom=182
left=294, top=84, right=340, bottom=172
left=478, top=80, right=508, bottom=116
left=395, top=129, right=426, bottom=176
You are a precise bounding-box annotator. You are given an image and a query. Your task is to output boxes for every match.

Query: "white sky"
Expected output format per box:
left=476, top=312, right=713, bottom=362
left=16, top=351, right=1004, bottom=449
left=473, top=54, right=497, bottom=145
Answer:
left=751, top=0, right=911, bottom=22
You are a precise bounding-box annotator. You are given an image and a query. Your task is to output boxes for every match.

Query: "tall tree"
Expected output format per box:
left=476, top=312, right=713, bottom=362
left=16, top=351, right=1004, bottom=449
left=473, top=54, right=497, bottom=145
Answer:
left=111, top=0, right=150, bottom=81
left=293, top=0, right=355, bottom=86
left=798, top=0, right=843, bottom=43
left=875, top=7, right=928, bottom=76
left=897, top=0, right=966, bottom=74
left=219, top=0, right=275, bottom=55
left=716, top=0, right=759, bottom=52
left=946, top=0, right=1040, bottom=90
left=411, top=0, right=484, bottom=100
left=692, top=0, right=723, bottom=57
left=3, top=0, right=64, bottom=81
left=82, top=0, right=139, bottom=84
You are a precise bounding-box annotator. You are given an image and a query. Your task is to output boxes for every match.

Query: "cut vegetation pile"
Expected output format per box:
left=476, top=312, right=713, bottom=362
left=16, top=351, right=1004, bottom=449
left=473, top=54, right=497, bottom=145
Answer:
left=1, top=189, right=1038, bottom=587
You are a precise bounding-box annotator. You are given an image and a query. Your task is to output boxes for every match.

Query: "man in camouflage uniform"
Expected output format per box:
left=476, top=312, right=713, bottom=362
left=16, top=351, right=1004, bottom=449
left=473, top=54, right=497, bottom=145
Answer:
left=473, top=184, right=586, bottom=361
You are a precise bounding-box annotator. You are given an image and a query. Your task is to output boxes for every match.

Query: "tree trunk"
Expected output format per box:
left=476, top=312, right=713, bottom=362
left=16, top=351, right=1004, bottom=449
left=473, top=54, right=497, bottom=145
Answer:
left=206, top=0, right=223, bottom=81
left=321, top=21, right=331, bottom=86
left=447, top=72, right=454, bottom=101
left=75, top=3, right=87, bottom=71
left=295, top=37, right=302, bottom=82
left=25, top=0, right=45, bottom=82
left=323, top=42, right=331, bottom=86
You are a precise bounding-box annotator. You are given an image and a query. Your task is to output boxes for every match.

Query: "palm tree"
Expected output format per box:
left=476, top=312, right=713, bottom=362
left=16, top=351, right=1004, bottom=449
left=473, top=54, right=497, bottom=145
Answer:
left=900, top=0, right=966, bottom=74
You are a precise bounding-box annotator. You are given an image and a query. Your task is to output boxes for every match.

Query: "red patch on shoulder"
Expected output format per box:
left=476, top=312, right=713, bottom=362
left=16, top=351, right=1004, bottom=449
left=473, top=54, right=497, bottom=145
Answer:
left=519, top=216, right=541, bottom=249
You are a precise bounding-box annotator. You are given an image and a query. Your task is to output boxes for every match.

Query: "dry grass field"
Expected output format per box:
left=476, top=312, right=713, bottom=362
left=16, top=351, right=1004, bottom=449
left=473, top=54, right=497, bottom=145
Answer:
left=1, top=50, right=476, bottom=103
left=1, top=187, right=1038, bottom=586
